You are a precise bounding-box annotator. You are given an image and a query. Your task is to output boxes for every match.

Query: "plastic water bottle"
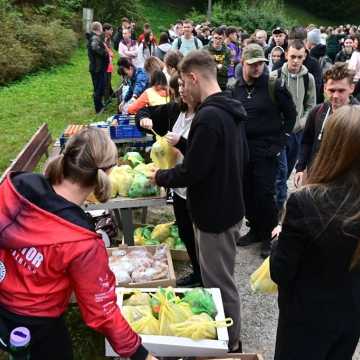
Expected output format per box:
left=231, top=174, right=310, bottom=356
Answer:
left=9, top=327, right=30, bottom=360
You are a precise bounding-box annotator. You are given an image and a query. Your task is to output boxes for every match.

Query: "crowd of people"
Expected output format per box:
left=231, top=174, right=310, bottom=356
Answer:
left=0, top=15, right=359, bottom=360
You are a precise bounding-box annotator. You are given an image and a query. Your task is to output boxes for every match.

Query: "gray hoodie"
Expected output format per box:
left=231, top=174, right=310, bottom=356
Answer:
left=271, top=63, right=316, bottom=133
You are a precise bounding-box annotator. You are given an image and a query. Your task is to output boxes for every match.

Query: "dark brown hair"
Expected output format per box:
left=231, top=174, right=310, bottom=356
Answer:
left=179, top=50, right=217, bottom=79
left=288, top=39, right=306, bottom=51
left=164, top=50, right=184, bottom=72
left=323, top=62, right=355, bottom=84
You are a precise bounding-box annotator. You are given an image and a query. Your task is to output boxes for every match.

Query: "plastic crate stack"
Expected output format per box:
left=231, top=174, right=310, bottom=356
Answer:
left=109, top=115, right=144, bottom=140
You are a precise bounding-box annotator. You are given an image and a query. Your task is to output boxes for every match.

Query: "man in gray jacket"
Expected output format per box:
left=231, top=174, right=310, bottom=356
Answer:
left=272, top=39, right=316, bottom=210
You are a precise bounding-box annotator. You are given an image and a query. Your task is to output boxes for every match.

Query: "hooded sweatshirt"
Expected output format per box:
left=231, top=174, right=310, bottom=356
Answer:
left=272, top=63, right=316, bottom=133
left=0, top=173, right=147, bottom=360
left=155, top=43, right=172, bottom=61
left=156, top=92, right=248, bottom=233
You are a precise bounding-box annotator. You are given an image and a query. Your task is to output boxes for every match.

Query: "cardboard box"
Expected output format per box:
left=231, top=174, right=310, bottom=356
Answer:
left=107, top=245, right=176, bottom=288
left=105, top=287, right=230, bottom=357
left=199, top=354, right=264, bottom=360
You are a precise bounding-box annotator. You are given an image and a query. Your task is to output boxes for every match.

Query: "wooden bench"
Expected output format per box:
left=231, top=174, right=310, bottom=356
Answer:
left=0, top=123, right=52, bottom=183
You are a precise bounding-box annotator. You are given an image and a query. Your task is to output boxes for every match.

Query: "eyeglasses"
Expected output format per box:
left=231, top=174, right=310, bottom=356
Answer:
left=213, top=36, right=222, bottom=40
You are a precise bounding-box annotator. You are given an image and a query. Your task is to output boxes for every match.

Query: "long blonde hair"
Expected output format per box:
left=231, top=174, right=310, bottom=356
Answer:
left=44, top=128, right=117, bottom=202
left=305, top=105, right=360, bottom=268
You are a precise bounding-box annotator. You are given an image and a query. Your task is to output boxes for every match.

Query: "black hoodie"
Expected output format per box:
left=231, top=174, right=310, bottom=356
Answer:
left=309, top=44, right=327, bottom=60
left=156, top=92, right=248, bottom=233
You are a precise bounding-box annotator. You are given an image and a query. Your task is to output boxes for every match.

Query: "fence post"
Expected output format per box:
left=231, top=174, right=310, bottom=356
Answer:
left=82, top=8, right=94, bottom=33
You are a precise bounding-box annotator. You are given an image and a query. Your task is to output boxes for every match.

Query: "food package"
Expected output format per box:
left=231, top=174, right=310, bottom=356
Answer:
left=123, top=292, right=151, bottom=306
left=151, top=222, right=174, bottom=243
left=123, top=152, right=144, bottom=168
left=170, top=313, right=233, bottom=340
left=134, top=225, right=154, bottom=246
left=128, top=172, right=159, bottom=198
left=109, top=165, right=135, bottom=197
left=122, top=305, right=160, bottom=335
left=250, top=257, right=278, bottom=294
left=182, top=288, right=218, bottom=318
left=150, top=135, right=178, bottom=169
left=134, top=163, right=157, bottom=178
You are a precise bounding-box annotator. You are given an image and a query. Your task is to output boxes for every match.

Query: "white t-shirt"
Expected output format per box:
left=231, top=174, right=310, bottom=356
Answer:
left=172, top=111, right=194, bottom=199
left=171, top=36, right=203, bottom=55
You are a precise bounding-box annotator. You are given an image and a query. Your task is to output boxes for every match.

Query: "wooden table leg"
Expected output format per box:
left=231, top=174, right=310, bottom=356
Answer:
left=120, top=208, right=134, bottom=246
left=141, top=207, right=148, bottom=224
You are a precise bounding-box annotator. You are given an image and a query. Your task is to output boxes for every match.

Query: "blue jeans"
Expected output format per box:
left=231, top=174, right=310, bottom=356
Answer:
left=275, top=131, right=303, bottom=209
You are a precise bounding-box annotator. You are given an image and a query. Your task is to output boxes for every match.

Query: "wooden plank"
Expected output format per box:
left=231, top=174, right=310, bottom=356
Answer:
left=0, top=124, right=52, bottom=183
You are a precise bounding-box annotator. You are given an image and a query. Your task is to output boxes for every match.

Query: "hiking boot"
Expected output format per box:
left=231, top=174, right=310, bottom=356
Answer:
left=176, top=273, right=202, bottom=288
left=236, top=230, right=261, bottom=246
left=260, top=240, right=272, bottom=259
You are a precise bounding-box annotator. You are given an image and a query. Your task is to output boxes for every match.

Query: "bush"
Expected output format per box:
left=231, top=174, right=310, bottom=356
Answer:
left=0, top=1, right=77, bottom=85
left=188, top=0, right=295, bottom=34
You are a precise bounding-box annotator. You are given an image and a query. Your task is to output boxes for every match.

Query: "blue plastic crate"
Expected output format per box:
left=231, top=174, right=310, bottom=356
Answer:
left=110, top=124, right=144, bottom=139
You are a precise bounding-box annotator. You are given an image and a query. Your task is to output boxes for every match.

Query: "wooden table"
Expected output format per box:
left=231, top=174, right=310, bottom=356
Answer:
left=83, top=195, right=167, bottom=246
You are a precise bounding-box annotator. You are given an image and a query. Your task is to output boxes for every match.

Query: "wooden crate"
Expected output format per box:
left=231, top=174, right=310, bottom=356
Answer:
left=107, top=244, right=176, bottom=288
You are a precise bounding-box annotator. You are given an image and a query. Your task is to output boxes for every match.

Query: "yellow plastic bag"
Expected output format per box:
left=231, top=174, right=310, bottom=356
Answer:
left=170, top=313, right=233, bottom=340
left=122, top=305, right=159, bottom=335
left=151, top=288, right=193, bottom=336
left=151, top=222, right=174, bottom=243
left=110, top=165, right=135, bottom=197
left=150, top=135, right=178, bottom=169
left=123, top=291, right=151, bottom=306
left=134, top=163, right=158, bottom=177
left=250, top=257, right=278, bottom=294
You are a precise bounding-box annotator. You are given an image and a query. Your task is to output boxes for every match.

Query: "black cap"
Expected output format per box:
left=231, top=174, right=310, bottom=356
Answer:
left=272, top=27, right=286, bottom=35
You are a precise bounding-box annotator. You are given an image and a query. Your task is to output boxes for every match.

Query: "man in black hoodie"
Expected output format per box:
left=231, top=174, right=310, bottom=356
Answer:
left=150, top=50, right=248, bottom=352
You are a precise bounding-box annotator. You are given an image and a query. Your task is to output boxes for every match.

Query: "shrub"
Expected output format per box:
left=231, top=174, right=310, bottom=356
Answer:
left=188, top=0, right=295, bottom=34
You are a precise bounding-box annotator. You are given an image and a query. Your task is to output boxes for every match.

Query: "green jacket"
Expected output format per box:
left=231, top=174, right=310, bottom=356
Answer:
left=271, top=64, right=316, bottom=133
left=204, top=43, right=231, bottom=90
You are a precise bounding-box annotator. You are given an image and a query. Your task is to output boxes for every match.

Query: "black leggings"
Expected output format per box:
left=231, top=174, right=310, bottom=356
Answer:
left=0, top=307, right=73, bottom=360
left=172, top=192, right=201, bottom=279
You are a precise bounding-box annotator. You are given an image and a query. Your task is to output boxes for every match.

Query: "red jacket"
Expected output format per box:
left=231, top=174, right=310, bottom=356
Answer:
left=0, top=173, right=146, bottom=359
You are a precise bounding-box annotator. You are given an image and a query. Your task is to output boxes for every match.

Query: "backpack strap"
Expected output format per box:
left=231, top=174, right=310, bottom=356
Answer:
left=194, top=37, right=199, bottom=49
left=268, top=71, right=285, bottom=105
left=303, top=72, right=309, bottom=108
left=177, top=37, right=182, bottom=50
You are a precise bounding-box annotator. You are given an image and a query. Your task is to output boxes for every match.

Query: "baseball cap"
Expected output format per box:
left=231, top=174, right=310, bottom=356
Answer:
left=272, top=27, right=286, bottom=35
left=242, top=44, right=268, bottom=64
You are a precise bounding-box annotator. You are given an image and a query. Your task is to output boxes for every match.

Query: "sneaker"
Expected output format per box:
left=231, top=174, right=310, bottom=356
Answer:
left=260, top=240, right=271, bottom=259
left=236, top=230, right=261, bottom=246
left=176, top=273, right=202, bottom=287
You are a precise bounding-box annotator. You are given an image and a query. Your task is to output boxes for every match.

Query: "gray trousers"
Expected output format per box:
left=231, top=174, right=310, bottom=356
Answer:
left=194, top=220, right=242, bottom=350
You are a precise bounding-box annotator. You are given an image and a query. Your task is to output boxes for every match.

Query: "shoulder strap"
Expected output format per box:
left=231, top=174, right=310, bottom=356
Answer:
left=303, top=72, right=309, bottom=108
left=177, top=37, right=182, bottom=50
left=277, top=68, right=281, bottom=79
left=194, top=37, right=199, bottom=49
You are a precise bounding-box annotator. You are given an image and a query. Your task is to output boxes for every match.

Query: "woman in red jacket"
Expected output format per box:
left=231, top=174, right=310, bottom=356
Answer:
left=0, top=128, right=155, bottom=360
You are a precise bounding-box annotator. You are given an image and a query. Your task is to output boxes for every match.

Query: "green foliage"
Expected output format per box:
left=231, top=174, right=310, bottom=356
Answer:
left=286, top=0, right=360, bottom=22
left=0, top=0, right=77, bottom=85
left=188, top=0, right=295, bottom=33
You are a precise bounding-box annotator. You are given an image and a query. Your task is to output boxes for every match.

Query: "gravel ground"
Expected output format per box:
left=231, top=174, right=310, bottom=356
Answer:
left=144, top=176, right=360, bottom=359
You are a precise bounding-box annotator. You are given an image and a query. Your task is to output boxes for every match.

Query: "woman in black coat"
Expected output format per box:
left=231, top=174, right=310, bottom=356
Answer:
left=270, top=104, right=360, bottom=360
left=135, top=74, right=202, bottom=287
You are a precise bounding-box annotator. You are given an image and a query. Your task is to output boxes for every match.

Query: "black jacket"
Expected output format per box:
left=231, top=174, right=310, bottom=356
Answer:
left=296, top=97, right=360, bottom=172
left=309, top=43, right=327, bottom=60
left=335, top=49, right=353, bottom=63
left=86, top=32, right=109, bottom=73
left=230, top=71, right=297, bottom=156
left=135, top=102, right=188, bottom=154
left=304, top=51, right=323, bottom=103
left=270, top=190, right=360, bottom=357
left=156, top=92, right=248, bottom=233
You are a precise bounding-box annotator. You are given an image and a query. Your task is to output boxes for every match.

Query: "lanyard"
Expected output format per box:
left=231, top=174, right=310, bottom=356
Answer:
left=318, top=106, right=331, bottom=141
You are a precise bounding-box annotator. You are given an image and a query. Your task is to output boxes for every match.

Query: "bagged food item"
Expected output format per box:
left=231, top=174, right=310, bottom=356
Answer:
left=174, top=238, right=187, bottom=250
left=122, top=305, right=152, bottom=323
left=134, top=163, right=157, bottom=178
left=250, top=257, right=277, bottom=294
left=131, top=261, right=168, bottom=283
left=111, top=269, right=132, bottom=284
left=153, top=244, right=168, bottom=260
left=124, top=306, right=160, bottom=335
left=151, top=222, right=174, bottom=243
left=134, top=226, right=154, bottom=246
left=150, top=135, right=178, bottom=169
left=110, top=165, right=135, bottom=197
left=128, top=173, right=159, bottom=198
left=164, top=237, right=176, bottom=249
left=123, top=152, right=144, bottom=168
left=170, top=313, right=233, bottom=340
left=182, top=288, right=217, bottom=318
left=123, top=292, right=151, bottom=306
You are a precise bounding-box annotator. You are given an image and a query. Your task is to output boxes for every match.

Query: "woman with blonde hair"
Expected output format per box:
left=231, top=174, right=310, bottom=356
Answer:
left=0, top=128, right=155, bottom=360
left=270, top=105, right=360, bottom=360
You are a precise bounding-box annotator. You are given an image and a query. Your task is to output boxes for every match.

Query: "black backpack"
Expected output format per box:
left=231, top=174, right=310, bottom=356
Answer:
left=176, top=36, right=200, bottom=50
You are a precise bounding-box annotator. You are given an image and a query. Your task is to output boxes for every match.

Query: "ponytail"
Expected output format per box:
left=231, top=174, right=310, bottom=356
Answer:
left=44, top=154, right=65, bottom=185
left=93, top=169, right=112, bottom=203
